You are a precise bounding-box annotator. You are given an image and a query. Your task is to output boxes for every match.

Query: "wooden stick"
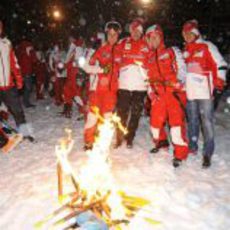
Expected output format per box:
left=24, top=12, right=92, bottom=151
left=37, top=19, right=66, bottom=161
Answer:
left=57, top=163, right=63, bottom=199
left=53, top=199, right=103, bottom=227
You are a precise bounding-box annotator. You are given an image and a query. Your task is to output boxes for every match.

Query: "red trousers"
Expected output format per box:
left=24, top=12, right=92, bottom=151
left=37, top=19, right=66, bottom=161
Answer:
left=35, top=64, right=46, bottom=100
left=54, top=77, right=65, bottom=105
left=150, top=91, right=188, bottom=160
left=63, top=65, right=78, bottom=105
left=84, top=90, right=117, bottom=145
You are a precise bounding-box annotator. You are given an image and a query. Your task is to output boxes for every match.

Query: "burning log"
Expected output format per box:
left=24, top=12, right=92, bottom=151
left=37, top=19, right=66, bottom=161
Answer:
left=57, top=162, right=63, bottom=199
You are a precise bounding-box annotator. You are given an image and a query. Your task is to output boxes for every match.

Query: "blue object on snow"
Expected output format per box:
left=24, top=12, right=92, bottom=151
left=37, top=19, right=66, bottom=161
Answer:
left=76, top=211, right=108, bottom=230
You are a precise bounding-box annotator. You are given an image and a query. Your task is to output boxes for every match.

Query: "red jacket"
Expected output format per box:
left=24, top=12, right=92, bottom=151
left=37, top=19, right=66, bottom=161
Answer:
left=16, top=40, right=37, bottom=76
left=184, top=38, right=227, bottom=99
left=89, top=42, right=120, bottom=92
left=147, top=43, right=186, bottom=95
left=0, top=38, right=23, bottom=91
left=117, top=37, right=149, bottom=91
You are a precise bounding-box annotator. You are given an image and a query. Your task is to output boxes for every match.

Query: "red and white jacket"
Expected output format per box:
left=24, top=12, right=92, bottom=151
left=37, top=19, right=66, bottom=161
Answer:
left=87, top=42, right=120, bottom=92
left=65, top=41, right=84, bottom=68
left=0, top=37, right=23, bottom=91
left=117, top=37, right=149, bottom=91
left=147, top=43, right=186, bottom=95
left=184, top=38, right=227, bottom=100
left=49, top=46, right=66, bottom=78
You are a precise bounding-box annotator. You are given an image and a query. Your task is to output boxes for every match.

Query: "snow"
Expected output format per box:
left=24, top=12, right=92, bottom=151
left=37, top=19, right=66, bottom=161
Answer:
left=0, top=98, right=230, bottom=230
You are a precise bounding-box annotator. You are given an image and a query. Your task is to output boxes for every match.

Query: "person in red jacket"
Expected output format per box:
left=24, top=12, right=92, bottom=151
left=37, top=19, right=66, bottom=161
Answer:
left=34, top=49, right=47, bottom=100
left=182, top=20, right=227, bottom=168
left=16, top=38, right=37, bottom=107
left=0, top=20, right=34, bottom=141
left=145, top=24, right=189, bottom=167
left=83, top=21, right=122, bottom=150
left=62, top=37, right=84, bottom=118
left=114, top=18, right=149, bottom=149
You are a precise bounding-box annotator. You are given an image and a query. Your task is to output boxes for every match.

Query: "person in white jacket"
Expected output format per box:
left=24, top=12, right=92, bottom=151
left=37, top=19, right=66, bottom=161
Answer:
left=182, top=20, right=227, bottom=168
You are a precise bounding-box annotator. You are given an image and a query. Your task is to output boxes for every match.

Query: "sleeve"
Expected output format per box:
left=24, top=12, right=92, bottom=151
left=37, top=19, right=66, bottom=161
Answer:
left=74, top=46, right=83, bottom=60
left=80, top=48, right=103, bottom=74
left=172, top=47, right=187, bottom=84
left=65, top=43, right=76, bottom=64
left=30, top=47, right=38, bottom=64
left=206, top=41, right=228, bottom=89
left=10, top=49, right=23, bottom=89
left=81, top=64, right=103, bottom=74
left=89, top=48, right=100, bottom=65
left=49, top=53, right=55, bottom=71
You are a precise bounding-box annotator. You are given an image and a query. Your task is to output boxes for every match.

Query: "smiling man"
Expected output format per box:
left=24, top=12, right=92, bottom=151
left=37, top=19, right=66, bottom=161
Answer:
left=182, top=20, right=227, bottom=168
left=115, top=18, right=149, bottom=149
left=83, top=21, right=122, bottom=150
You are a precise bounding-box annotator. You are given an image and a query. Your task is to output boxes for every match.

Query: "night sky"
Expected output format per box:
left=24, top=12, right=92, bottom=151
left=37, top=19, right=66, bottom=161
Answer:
left=0, top=0, right=229, bottom=52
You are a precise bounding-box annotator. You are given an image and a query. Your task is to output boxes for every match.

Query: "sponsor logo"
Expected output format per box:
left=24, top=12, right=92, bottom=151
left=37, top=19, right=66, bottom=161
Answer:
left=193, top=50, right=204, bottom=58
left=125, top=43, right=131, bottom=50
left=159, top=52, right=170, bottom=60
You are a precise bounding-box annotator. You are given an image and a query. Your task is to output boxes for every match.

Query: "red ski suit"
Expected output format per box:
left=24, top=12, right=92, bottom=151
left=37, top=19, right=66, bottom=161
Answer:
left=84, top=42, right=120, bottom=145
left=147, top=43, right=188, bottom=160
left=63, top=42, right=84, bottom=107
left=34, top=51, right=47, bottom=100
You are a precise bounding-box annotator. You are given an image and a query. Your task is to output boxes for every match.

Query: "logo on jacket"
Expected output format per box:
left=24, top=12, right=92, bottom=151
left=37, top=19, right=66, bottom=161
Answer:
left=159, top=53, right=170, bottom=60
left=183, top=51, right=189, bottom=58
left=141, top=47, right=149, bottom=52
left=193, top=50, right=204, bottom=58
left=102, top=52, right=110, bottom=58
left=125, top=43, right=131, bottom=50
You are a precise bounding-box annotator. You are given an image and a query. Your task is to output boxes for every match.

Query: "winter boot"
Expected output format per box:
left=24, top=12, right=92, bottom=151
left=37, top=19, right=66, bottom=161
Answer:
left=113, top=131, right=124, bottom=149
left=24, top=135, right=35, bottom=142
left=126, top=139, right=133, bottom=149
left=0, top=130, right=9, bottom=148
left=172, top=158, right=182, bottom=168
left=202, top=155, right=211, bottom=168
left=61, top=104, right=72, bottom=118
left=84, top=143, right=93, bottom=151
left=150, top=140, right=169, bottom=154
left=18, top=123, right=35, bottom=143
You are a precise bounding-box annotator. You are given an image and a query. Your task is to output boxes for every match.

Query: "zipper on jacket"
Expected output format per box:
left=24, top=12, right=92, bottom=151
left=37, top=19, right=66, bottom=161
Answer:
left=155, top=49, right=166, bottom=92
left=0, top=50, right=7, bottom=87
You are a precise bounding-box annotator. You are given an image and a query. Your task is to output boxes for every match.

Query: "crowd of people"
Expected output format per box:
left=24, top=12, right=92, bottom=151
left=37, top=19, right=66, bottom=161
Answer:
left=0, top=17, right=228, bottom=168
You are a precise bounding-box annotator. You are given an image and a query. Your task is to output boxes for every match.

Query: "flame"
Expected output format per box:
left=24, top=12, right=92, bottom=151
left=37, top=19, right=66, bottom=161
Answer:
left=36, top=111, right=159, bottom=229
left=78, top=111, right=126, bottom=220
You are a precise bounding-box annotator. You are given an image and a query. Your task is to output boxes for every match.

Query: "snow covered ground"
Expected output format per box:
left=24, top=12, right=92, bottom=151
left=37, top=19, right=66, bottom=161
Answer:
left=0, top=97, right=229, bottom=230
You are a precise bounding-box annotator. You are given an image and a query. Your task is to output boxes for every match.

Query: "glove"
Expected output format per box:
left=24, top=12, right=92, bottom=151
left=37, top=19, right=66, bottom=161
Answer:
left=16, top=80, right=23, bottom=90
left=149, top=92, right=159, bottom=104
left=102, top=64, right=111, bottom=75
left=213, top=88, right=223, bottom=98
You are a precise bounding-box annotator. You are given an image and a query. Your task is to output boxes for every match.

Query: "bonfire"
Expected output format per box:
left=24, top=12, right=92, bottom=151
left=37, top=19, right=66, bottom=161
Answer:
left=35, top=107, right=159, bottom=229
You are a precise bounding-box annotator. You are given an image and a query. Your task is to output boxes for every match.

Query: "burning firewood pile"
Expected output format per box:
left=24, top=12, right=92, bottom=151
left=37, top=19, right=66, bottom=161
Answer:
left=35, top=108, right=160, bottom=229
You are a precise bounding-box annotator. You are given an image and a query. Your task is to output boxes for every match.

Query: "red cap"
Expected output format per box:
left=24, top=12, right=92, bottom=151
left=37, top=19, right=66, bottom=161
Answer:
left=74, top=38, right=84, bottom=46
left=145, top=24, right=163, bottom=39
left=182, top=20, right=200, bottom=36
left=129, top=18, right=144, bottom=34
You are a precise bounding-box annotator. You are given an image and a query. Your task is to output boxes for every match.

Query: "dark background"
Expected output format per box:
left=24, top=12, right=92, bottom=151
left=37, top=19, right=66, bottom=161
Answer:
left=0, top=0, right=229, bottom=53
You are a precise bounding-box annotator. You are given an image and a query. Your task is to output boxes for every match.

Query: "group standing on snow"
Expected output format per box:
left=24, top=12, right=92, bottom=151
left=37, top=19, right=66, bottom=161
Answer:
left=0, top=17, right=228, bottom=168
